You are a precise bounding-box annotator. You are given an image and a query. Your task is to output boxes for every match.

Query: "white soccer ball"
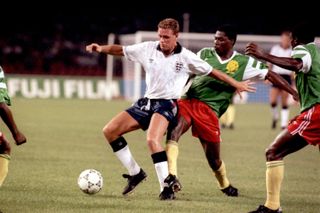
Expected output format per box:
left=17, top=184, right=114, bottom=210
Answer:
left=78, top=169, right=103, bottom=195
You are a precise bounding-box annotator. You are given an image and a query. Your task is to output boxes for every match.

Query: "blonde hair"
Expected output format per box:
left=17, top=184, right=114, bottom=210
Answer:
left=158, top=18, right=180, bottom=34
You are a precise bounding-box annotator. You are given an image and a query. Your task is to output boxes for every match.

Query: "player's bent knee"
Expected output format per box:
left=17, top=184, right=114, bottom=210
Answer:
left=0, top=102, right=6, bottom=108
left=4, top=143, right=11, bottom=155
left=265, top=147, right=279, bottom=161
left=102, top=124, right=117, bottom=141
left=147, top=138, right=161, bottom=151
left=210, top=159, right=222, bottom=171
left=169, top=134, right=181, bottom=143
left=0, top=134, right=11, bottom=155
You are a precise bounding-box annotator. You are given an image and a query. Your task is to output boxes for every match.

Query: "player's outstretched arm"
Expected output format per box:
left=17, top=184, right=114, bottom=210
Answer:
left=209, top=69, right=256, bottom=93
left=245, top=43, right=302, bottom=71
left=86, top=43, right=124, bottom=56
left=266, top=70, right=299, bottom=101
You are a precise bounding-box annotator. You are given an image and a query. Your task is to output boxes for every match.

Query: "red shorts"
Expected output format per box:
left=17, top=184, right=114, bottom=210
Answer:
left=287, top=103, right=320, bottom=145
left=178, top=99, right=221, bottom=142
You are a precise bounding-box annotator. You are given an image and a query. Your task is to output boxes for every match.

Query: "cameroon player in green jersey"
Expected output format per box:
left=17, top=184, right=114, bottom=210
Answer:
left=247, top=23, right=320, bottom=213
left=0, top=66, right=26, bottom=146
left=162, top=25, right=298, bottom=200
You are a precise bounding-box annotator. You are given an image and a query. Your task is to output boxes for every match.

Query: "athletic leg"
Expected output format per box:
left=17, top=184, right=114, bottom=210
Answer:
left=0, top=132, right=11, bottom=186
left=200, top=138, right=238, bottom=196
left=103, top=111, right=145, bottom=195
left=147, top=113, right=170, bottom=193
left=280, top=91, right=289, bottom=129
left=252, top=130, right=307, bottom=212
left=270, top=88, right=280, bottom=129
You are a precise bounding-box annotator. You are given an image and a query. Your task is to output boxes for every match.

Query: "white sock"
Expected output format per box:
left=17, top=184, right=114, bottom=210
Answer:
left=154, top=161, right=169, bottom=192
left=114, top=146, right=140, bottom=176
left=271, top=106, right=278, bottom=120
left=281, top=108, right=289, bottom=128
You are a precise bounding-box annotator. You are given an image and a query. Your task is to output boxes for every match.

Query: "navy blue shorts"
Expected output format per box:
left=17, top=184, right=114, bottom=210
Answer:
left=126, top=98, right=178, bottom=130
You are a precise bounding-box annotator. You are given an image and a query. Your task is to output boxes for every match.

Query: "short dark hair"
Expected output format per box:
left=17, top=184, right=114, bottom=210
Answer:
left=292, top=22, right=315, bottom=44
left=216, top=24, right=237, bottom=44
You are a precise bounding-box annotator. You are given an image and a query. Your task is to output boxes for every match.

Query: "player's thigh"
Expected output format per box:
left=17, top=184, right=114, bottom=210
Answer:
left=200, top=138, right=220, bottom=158
left=147, top=113, right=169, bottom=143
left=167, top=100, right=192, bottom=142
left=266, top=129, right=308, bottom=160
left=191, top=103, right=220, bottom=142
left=280, top=90, right=289, bottom=106
left=167, top=115, right=191, bottom=142
left=104, top=111, right=141, bottom=136
left=269, top=87, right=280, bottom=103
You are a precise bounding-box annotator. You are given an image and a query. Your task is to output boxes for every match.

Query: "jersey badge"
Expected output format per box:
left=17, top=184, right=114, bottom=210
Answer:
left=226, top=60, right=239, bottom=74
left=175, top=62, right=183, bottom=73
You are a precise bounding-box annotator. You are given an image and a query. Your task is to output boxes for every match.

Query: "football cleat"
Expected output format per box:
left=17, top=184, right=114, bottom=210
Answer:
left=164, top=174, right=182, bottom=192
left=159, top=186, right=175, bottom=200
left=122, top=168, right=147, bottom=195
left=221, top=184, right=238, bottom=197
left=248, top=205, right=282, bottom=213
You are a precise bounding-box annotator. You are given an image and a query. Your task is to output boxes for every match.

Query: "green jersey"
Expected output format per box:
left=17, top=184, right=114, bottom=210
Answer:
left=0, top=66, right=6, bottom=88
left=186, top=48, right=267, bottom=117
left=292, top=43, right=320, bottom=112
left=0, top=66, right=11, bottom=105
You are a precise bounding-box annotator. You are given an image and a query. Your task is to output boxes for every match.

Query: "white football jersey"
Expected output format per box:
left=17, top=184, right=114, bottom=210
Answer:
left=270, top=44, right=292, bottom=75
left=123, top=41, right=212, bottom=99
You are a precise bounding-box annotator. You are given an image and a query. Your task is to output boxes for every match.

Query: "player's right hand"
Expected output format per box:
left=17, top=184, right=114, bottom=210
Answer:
left=245, top=43, right=265, bottom=59
left=86, top=43, right=101, bottom=53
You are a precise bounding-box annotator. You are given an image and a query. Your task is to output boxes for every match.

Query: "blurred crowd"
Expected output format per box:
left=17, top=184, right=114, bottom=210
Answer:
left=0, top=13, right=136, bottom=77
left=0, top=28, right=107, bottom=76
left=0, top=4, right=315, bottom=76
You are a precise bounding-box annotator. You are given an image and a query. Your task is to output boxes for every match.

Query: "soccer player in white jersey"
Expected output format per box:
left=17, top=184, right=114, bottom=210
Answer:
left=268, top=30, right=293, bottom=129
left=86, top=18, right=255, bottom=199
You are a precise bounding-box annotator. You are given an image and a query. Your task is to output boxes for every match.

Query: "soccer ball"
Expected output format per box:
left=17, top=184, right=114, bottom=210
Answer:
left=78, top=169, right=103, bottom=195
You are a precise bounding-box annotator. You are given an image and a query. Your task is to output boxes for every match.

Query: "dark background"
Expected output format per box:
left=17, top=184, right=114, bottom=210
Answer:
left=0, top=1, right=317, bottom=75
left=1, top=1, right=317, bottom=37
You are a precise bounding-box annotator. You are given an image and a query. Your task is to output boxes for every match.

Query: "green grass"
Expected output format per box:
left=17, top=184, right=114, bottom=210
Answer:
left=0, top=99, right=319, bottom=213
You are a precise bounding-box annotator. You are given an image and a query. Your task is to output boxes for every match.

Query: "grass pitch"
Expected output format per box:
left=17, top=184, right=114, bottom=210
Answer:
left=0, top=99, right=319, bottom=213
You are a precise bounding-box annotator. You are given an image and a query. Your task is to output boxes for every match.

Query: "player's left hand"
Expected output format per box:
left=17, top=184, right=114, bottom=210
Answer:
left=236, top=80, right=256, bottom=99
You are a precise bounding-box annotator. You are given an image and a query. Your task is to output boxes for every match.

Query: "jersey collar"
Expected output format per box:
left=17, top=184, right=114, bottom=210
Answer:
left=214, top=50, right=237, bottom=64
left=157, top=42, right=182, bottom=54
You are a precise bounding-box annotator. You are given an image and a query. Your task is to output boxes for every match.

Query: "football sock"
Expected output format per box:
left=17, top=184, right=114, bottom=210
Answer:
left=166, top=140, right=179, bottom=176
left=271, top=103, right=278, bottom=121
left=110, top=137, right=140, bottom=176
left=0, top=154, right=10, bottom=186
left=152, top=151, right=168, bottom=192
left=264, top=160, right=284, bottom=210
left=213, top=161, right=230, bottom=189
left=220, top=112, right=227, bottom=127
left=280, top=107, right=289, bottom=128
left=226, top=104, right=235, bottom=127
